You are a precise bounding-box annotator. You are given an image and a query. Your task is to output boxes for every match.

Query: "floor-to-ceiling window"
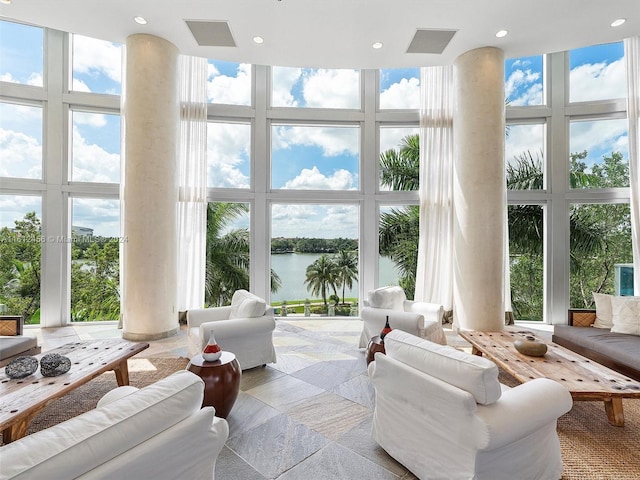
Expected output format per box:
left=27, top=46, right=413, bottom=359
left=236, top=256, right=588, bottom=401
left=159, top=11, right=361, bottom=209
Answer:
left=0, top=18, right=633, bottom=325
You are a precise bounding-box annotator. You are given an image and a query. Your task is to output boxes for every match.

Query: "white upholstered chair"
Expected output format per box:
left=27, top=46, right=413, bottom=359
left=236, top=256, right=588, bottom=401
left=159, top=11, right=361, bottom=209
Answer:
left=368, top=330, right=573, bottom=480
left=358, top=286, right=447, bottom=347
left=187, top=290, right=276, bottom=370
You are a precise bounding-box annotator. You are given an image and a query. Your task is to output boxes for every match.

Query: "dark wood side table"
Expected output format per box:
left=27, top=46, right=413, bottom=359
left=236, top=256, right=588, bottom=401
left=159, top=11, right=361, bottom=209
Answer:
left=187, top=351, right=241, bottom=418
left=365, top=335, right=386, bottom=365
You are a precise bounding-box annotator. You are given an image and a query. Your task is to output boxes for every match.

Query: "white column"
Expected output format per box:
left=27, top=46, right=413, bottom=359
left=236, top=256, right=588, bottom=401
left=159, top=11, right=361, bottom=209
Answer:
left=453, top=47, right=506, bottom=331
left=121, top=34, right=179, bottom=340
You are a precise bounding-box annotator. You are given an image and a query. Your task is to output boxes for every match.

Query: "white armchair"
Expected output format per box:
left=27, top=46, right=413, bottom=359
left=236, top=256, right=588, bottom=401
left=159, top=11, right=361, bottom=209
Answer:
left=359, top=286, right=447, bottom=347
left=368, top=330, right=573, bottom=480
left=187, top=290, right=276, bottom=370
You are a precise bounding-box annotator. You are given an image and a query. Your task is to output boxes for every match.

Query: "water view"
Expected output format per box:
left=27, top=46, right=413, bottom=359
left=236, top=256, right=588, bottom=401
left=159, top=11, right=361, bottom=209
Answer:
left=269, top=253, right=400, bottom=303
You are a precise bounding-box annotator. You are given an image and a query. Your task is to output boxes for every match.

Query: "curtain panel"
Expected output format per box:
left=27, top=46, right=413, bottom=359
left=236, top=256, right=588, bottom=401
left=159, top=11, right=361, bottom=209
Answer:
left=177, top=55, right=208, bottom=311
left=624, top=37, right=640, bottom=295
left=415, top=66, right=455, bottom=310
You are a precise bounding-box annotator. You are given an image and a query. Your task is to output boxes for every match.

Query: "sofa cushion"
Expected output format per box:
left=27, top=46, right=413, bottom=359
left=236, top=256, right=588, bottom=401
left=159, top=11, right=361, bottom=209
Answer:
left=383, top=330, right=501, bottom=405
left=0, top=370, right=205, bottom=479
left=368, top=286, right=406, bottom=310
left=592, top=292, right=614, bottom=328
left=229, top=289, right=267, bottom=319
left=610, top=296, right=640, bottom=336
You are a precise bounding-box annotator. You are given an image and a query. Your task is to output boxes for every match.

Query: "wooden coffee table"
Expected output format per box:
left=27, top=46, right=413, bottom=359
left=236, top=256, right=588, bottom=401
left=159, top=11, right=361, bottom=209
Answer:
left=458, top=329, right=640, bottom=426
left=0, top=339, right=149, bottom=443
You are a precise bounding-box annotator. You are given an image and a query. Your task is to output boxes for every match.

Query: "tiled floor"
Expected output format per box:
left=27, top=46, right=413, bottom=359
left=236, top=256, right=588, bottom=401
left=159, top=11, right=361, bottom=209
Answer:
left=26, top=318, right=553, bottom=480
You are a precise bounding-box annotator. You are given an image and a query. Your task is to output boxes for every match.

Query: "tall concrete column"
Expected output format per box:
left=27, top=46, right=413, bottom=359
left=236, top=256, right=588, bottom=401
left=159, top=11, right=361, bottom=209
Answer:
left=121, top=34, right=179, bottom=340
left=453, top=47, right=506, bottom=331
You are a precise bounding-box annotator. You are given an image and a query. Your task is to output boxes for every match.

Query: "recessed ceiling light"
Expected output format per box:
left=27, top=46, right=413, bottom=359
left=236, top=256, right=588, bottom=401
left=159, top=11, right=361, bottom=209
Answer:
left=372, top=42, right=383, bottom=49
left=253, top=36, right=264, bottom=44
left=611, top=18, right=626, bottom=27
left=134, top=16, right=147, bottom=25
left=495, top=30, right=508, bottom=38
left=0, top=0, right=11, bottom=4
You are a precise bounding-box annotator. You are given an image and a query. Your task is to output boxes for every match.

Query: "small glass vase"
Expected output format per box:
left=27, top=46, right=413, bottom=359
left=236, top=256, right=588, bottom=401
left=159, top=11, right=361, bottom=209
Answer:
left=202, top=331, right=222, bottom=362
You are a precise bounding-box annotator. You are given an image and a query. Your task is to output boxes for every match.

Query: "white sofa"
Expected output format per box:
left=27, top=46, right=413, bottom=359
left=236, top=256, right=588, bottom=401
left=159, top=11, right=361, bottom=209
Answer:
left=368, top=330, right=573, bottom=480
left=187, top=289, right=276, bottom=370
left=359, top=286, right=447, bottom=347
left=0, top=370, right=229, bottom=480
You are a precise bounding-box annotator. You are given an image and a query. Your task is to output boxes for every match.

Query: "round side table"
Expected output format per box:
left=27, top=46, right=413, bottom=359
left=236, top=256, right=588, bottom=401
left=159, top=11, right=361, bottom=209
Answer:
left=187, top=351, right=241, bottom=418
left=365, top=335, right=386, bottom=365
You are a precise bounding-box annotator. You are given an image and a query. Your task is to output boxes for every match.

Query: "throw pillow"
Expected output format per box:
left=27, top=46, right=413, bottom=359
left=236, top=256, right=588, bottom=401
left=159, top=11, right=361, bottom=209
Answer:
left=610, top=296, right=640, bottom=336
left=592, top=292, right=614, bottom=328
left=368, top=286, right=406, bottom=310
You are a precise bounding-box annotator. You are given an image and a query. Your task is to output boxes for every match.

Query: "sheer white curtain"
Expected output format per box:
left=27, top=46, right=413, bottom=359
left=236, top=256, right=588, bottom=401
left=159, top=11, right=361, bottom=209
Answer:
left=625, top=36, right=640, bottom=295
left=177, top=55, right=208, bottom=311
left=414, top=66, right=455, bottom=311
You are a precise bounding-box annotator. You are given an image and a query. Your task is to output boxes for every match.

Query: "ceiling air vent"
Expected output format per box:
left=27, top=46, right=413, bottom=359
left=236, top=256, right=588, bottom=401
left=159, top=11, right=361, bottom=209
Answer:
left=406, top=29, right=457, bottom=54
left=185, top=20, right=236, bottom=47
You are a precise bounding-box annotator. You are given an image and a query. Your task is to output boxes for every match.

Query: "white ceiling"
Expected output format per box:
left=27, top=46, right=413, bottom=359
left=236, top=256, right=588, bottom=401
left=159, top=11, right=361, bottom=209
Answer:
left=1, top=0, right=639, bottom=69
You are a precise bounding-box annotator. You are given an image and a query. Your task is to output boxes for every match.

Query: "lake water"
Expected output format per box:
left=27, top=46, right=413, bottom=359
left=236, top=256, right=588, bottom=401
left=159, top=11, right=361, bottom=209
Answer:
left=270, top=253, right=400, bottom=303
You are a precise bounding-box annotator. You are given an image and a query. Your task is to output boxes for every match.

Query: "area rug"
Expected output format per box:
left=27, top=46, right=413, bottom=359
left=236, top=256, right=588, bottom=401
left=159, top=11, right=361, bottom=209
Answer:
left=0, top=357, right=189, bottom=443
left=498, top=371, right=640, bottom=480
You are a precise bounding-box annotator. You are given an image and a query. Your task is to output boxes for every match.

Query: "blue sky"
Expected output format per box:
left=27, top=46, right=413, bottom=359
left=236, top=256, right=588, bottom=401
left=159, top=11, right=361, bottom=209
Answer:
left=0, top=17, right=630, bottom=234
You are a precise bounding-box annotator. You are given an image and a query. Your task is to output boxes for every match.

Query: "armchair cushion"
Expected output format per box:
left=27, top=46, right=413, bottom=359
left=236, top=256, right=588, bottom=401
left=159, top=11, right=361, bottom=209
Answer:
left=229, top=289, right=267, bottom=319
left=367, top=286, right=406, bottom=310
left=384, top=330, right=501, bottom=405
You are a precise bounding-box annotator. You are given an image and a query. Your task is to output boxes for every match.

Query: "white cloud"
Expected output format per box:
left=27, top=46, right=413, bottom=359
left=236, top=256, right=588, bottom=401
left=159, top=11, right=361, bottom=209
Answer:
left=380, top=77, right=420, bottom=109
left=71, top=126, right=120, bottom=182
left=207, top=63, right=251, bottom=105
left=271, top=204, right=358, bottom=238
left=505, top=69, right=542, bottom=106
left=0, top=128, right=42, bottom=178
left=72, top=198, right=120, bottom=237
left=570, top=118, right=627, bottom=160
left=72, top=35, right=122, bottom=84
left=272, top=66, right=302, bottom=107
left=207, top=123, right=250, bottom=188
left=72, top=78, right=91, bottom=93
left=505, top=124, right=545, bottom=164
left=569, top=58, right=625, bottom=102
left=282, top=166, right=356, bottom=190
left=273, top=125, right=358, bottom=157
left=380, top=127, right=419, bottom=153
left=0, top=73, right=16, bottom=83
left=0, top=195, right=42, bottom=229
left=74, top=111, right=107, bottom=127
left=302, top=69, right=360, bottom=109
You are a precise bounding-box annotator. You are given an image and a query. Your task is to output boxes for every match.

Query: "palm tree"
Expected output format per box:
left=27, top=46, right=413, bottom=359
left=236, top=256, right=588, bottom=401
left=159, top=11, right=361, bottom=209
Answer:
left=304, top=254, right=339, bottom=308
left=205, top=203, right=281, bottom=307
left=334, top=249, right=358, bottom=304
left=378, top=134, right=421, bottom=299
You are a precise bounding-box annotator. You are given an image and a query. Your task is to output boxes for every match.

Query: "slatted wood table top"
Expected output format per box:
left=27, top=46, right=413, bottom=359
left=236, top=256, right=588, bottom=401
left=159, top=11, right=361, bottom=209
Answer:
left=458, top=329, right=640, bottom=426
left=0, top=339, right=149, bottom=442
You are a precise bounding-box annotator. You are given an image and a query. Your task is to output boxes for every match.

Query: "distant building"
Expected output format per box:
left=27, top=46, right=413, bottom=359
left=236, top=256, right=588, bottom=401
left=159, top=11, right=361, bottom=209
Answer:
left=72, top=226, right=94, bottom=237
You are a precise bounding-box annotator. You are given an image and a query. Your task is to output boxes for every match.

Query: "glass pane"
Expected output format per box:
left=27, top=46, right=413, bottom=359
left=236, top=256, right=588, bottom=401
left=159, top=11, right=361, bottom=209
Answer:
left=71, top=34, right=122, bottom=94
left=505, top=123, right=545, bottom=190
left=570, top=203, right=633, bottom=307
left=0, top=102, right=43, bottom=179
left=379, top=68, right=420, bottom=109
left=0, top=195, right=42, bottom=324
left=207, top=60, right=251, bottom=106
left=0, top=20, right=43, bottom=86
left=70, top=198, right=121, bottom=322
left=569, top=42, right=625, bottom=102
left=569, top=118, right=628, bottom=188
left=271, top=125, right=359, bottom=190
left=379, top=130, right=419, bottom=191
left=508, top=204, right=544, bottom=321
left=205, top=202, right=250, bottom=307
left=271, top=67, right=360, bottom=109
left=379, top=205, right=418, bottom=298
left=207, top=122, right=250, bottom=188
left=71, top=111, right=121, bottom=183
left=504, top=55, right=544, bottom=106
left=271, top=204, right=359, bottom=315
